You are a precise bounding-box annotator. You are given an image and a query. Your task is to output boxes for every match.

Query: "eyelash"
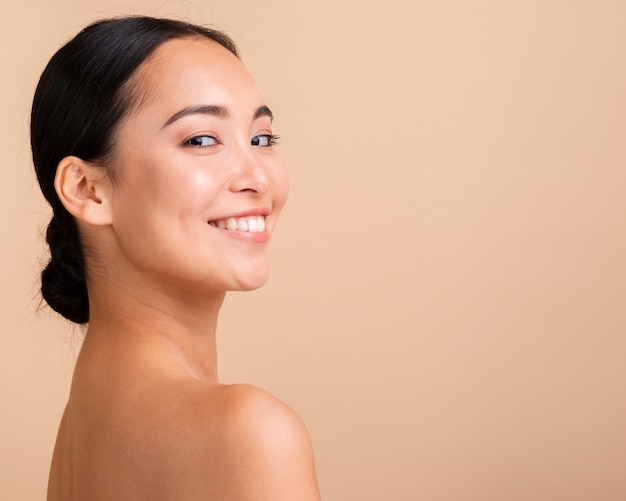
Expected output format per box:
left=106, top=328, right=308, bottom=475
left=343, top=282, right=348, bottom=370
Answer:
left=252, top=134, right=280, bottom=147
left=185, top=135, right=221, bottom=148
left=184, top=134, right=280, bottom=149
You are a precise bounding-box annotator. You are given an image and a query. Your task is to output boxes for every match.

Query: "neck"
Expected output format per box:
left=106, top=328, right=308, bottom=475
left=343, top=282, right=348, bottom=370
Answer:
left=83, top=271, right=226, bottom=383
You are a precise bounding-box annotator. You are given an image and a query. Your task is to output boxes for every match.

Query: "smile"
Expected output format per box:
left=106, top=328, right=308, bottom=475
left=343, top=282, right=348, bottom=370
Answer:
left=208, top=215, right=267, bottom=233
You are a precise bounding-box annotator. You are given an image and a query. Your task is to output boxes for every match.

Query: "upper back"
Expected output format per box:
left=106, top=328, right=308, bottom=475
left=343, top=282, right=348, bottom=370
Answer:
left=47, top=343, right=320, bottom=501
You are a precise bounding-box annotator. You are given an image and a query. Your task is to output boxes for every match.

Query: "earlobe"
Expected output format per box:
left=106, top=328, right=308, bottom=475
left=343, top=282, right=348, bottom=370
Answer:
left=54, top=156, right=113, bottom=225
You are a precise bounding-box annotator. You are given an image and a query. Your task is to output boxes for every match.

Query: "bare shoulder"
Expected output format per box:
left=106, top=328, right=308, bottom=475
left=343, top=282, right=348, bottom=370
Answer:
left=204, top=383, right=321, bottom=500
left=62, top=342, right=320, bottom=500
left=217, top=383, right=310, bottom=442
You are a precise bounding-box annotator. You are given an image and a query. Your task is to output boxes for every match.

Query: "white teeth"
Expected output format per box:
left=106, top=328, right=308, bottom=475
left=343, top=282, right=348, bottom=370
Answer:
left=210, top=215, right=267, bottom=233
left=226, top=217, right=238, bottom=231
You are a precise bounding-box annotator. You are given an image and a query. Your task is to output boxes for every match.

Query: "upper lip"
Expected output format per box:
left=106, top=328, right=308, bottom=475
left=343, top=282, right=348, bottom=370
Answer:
left=208, top=207, right=270, bottom=222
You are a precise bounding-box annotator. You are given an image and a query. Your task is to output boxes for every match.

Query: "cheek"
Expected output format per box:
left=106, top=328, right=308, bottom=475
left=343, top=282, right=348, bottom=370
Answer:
left=121, top=161, right=222, bottom=216
left=186, top=169, right=222, bottom=199
left=272, top=163, right=290, bottom=211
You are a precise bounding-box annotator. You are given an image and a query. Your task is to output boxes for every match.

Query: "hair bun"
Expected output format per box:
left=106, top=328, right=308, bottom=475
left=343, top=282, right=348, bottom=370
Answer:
left=41, top=215, right=89, bottom=324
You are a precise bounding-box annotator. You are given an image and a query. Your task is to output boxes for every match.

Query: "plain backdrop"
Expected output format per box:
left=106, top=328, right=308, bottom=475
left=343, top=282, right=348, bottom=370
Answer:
left=2, top=1, right=626, bottom=499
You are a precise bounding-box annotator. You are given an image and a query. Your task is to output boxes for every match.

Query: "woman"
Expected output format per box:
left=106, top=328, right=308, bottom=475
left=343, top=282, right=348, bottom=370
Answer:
left=31, top=16, right=321, bottom=500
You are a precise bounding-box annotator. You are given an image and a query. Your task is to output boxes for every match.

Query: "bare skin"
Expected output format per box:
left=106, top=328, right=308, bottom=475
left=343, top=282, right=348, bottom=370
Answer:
left=46, top=37, right=320, bottom=500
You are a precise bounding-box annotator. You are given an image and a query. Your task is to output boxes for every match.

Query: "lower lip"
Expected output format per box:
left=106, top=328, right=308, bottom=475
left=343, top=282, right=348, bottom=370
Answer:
left=209, top=225, right=270, bottom=244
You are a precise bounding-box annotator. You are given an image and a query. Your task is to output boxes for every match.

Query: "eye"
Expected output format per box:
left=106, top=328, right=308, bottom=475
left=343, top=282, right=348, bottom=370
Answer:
left=251, top=134, right=280, bottom=147
left=185, top=135, right=220, bottom=148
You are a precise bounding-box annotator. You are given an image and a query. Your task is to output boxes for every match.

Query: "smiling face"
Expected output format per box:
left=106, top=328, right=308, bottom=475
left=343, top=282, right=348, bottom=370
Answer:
left=101, top=37, right=289, bottom=295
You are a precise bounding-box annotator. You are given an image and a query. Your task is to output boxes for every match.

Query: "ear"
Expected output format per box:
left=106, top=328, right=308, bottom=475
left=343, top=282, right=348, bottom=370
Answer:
left=54, top=156, right=113, bottom=225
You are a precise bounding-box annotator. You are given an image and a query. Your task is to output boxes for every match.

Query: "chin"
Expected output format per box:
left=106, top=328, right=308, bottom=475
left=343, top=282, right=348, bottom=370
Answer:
left=231, top=266, right=271, bottom=292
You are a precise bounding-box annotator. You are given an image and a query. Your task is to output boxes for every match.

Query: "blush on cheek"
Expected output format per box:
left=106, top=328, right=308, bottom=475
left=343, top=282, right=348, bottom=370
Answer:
left=185, top=170, right=223, bottom=199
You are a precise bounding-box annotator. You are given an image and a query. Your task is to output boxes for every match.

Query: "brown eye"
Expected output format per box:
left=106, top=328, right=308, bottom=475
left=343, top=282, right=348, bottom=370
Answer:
left=251, top=134, right=279, bottom=147
left=185, top=135, right=219, bottom=147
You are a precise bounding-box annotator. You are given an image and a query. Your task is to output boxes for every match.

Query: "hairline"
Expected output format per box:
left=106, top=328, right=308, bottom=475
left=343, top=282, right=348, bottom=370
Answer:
left=100, top=34, right=236, bottom=182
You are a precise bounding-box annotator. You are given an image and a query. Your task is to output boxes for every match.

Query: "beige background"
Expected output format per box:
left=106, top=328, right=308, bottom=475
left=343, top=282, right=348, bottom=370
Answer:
left=2, top=0, right=626, bottom=499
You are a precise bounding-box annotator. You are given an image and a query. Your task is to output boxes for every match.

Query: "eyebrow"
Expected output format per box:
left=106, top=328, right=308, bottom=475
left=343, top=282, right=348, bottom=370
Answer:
left=162, top=104, right=273, bottom=128
left=254, top=105, right=273, bottom=122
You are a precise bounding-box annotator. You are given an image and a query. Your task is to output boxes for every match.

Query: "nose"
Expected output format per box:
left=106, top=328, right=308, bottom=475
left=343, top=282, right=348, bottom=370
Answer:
left=228, top=145, right=270, bottom=195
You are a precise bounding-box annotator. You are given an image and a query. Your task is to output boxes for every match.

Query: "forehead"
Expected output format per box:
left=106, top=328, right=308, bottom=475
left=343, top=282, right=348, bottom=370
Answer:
left=130, top=37, right=261, bottom=116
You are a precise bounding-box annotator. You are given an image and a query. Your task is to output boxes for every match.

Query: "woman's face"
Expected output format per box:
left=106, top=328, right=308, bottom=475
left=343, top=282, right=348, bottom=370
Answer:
left=104, top=37, right=289, bottom=294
